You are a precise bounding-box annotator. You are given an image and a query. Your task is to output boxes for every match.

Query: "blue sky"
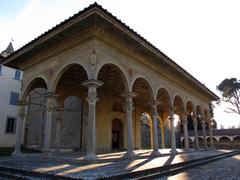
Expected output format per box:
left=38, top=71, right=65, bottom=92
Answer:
left=0, top=0, right=29, bottom=18
left=0, top=0, right=239, bottom=128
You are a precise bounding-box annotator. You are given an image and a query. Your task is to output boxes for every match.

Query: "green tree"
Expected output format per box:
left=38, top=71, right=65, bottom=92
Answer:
left=217, top=78, right=240, bottom=115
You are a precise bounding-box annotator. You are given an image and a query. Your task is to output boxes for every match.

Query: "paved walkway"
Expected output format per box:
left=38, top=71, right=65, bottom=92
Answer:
left=0, top=149, right=233, bottom=179
left=158, top=153, right=240, bottom=180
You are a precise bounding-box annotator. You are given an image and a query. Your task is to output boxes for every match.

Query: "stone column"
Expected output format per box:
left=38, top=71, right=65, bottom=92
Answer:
left=82, top=79, right=103, bottom=160
left=208, top=120, right=215, bottom=149
left=169, top=108, right=177, bottom=153
left=192, top=115, right=200, bottom=150
left=12, top=101, right=27, bottom=156
left=151, top=102, right=160, bottom=155
left=182, top=114, right=189, bottom=151
left=201, top=117, right=208, bottom=149
left=55, top=108, right=64, bottom=153
left=123, top=92, right=136, bottom=156
left=43, top=93, right=56, bottom=154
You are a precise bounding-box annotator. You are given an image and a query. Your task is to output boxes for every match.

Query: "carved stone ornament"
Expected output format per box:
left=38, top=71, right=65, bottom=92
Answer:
left=89, top=50, right=97, bottom=65
left=125, top=97, right=134, bottom=112
left=87, top=91, right=98, bottom=104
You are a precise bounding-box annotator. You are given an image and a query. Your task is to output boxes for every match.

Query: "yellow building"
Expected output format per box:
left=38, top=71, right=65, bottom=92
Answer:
left=1, top=3, right=219, bottom=160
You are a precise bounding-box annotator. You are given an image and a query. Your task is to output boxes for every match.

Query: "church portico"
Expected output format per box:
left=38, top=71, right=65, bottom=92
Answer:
left=1, top=4, right=219, bottom=158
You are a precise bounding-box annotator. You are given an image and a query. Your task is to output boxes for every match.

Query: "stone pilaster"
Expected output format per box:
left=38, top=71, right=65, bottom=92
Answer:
left=82, top=79, right=103, bottom=160
left=12, top=101, right=28, bottom=156
left=43, top=92, right=57, bottom=155
left=55, top=108, right=64, bottom=153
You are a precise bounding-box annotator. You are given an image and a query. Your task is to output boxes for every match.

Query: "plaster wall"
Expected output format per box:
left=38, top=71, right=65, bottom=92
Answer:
left=0, top=65, right=21, bottom=147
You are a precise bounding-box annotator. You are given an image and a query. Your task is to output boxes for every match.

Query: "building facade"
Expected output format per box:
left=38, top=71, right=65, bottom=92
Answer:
left=0, top=43, right=22, bottom=147
left=1, top=3, right=219, bottom=159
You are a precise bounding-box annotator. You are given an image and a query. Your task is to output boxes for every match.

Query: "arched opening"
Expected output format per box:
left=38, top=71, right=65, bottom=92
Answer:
left=54, top=64, right=88, bottom=96
left=140, top=112, right=152, bottom=149
left=197, top=137, right=204, bottom=148
left=132, top=77, right=154, bottom=150
left=233, top=136, right=240, bottom=149
left=156, top=87, right=171, bottom=148
left=23, top=77, right=48, bottom=151
left=196, top=105, right=203, bottom=130
left=219, top=137, right=232, bottom=149
left=207, top=137, right=218, bottom=148
left=204, top=109, right=210, bottom=130
left=186, top=101, right=194, bottom=131
left=173, top=95, right=185, bottom=148
left=182, top=138, right=194, bottom=148
left=53, top=64, right=88, bottom=152
left=97, top=64, right=128, bottom=151
left=112, top=119, right=123, bottom=150
left=53, top=96, right=84, bottom=151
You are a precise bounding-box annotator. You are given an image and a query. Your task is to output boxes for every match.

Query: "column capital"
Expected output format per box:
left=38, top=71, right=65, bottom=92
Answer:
left=121, top=91, right=137, bottom=98
left=44, top=92, right=58, bottom=98
left=151, top=100, right=160, bottom=116
left=122, top=92, right=137, bottom=112
left=151, top=100, right=161, bottom=106
left=17, top=100, right=29, bottom=106
left=81, top=79, right=103, bottom=88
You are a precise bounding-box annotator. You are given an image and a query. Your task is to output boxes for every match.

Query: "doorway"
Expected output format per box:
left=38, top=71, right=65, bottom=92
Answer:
left=112, top=119, right=123, bottom=150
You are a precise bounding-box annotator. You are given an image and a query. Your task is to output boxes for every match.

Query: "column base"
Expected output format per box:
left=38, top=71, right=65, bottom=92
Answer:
left=84, top=154, right=98, bottom=160
left=151, top=150, right=161, bottom=156
left=210, top=146, right=215, bottom=150
left=183, top=148, right=190, bottom=152
left=124, top=151, right=136, bottom=158
left=11, top=150, right=23, bottom=157
left=194, top=147, right=200, bottom=151
left=42, top=151, right=52, bottom=157
left=170, top=149, right=178, bottom=155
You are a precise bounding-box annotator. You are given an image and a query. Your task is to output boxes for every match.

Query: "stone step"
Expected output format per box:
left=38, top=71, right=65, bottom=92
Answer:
left=0, top=166, right=77, bottom=180
left=99, top=150, right=240, bottom=179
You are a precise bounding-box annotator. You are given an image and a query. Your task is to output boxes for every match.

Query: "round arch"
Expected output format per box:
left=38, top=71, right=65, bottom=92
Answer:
left=204, top=109, right=210, bottom=119
left=196, top=105, right=203, bottom=116
left=233, top=136, right=240, bottom=142
left=96, top=63, right=129, bottom=92
left=173, top=95, right=185, bottom=115
left=131, top=77, right=154, bottom=102
left=94, top=61, right=130, bottom=91
left=219, top=136, right=231, bottom=142
left=219, top=136, right=232, bottom=149
left=22, top=76, right=49, bottom=100
left=52, top=63, right=89, bottom=92
left=156, top=87, right=172, bottom=107
left=130, top=74, right=154, bottom=94
left=233, top=136, right=240, bottom=149
left=186, top=101, right=195, bottom=115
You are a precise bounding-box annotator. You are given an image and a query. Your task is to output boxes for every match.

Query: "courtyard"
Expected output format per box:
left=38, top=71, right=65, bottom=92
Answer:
left=0, top=149, right=238, bottom=179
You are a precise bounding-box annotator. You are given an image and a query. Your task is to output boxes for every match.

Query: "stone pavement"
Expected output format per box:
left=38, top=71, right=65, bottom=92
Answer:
left=158, top=153, right=240, bottom=180
left=0, top=149, right=234, bottom=179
